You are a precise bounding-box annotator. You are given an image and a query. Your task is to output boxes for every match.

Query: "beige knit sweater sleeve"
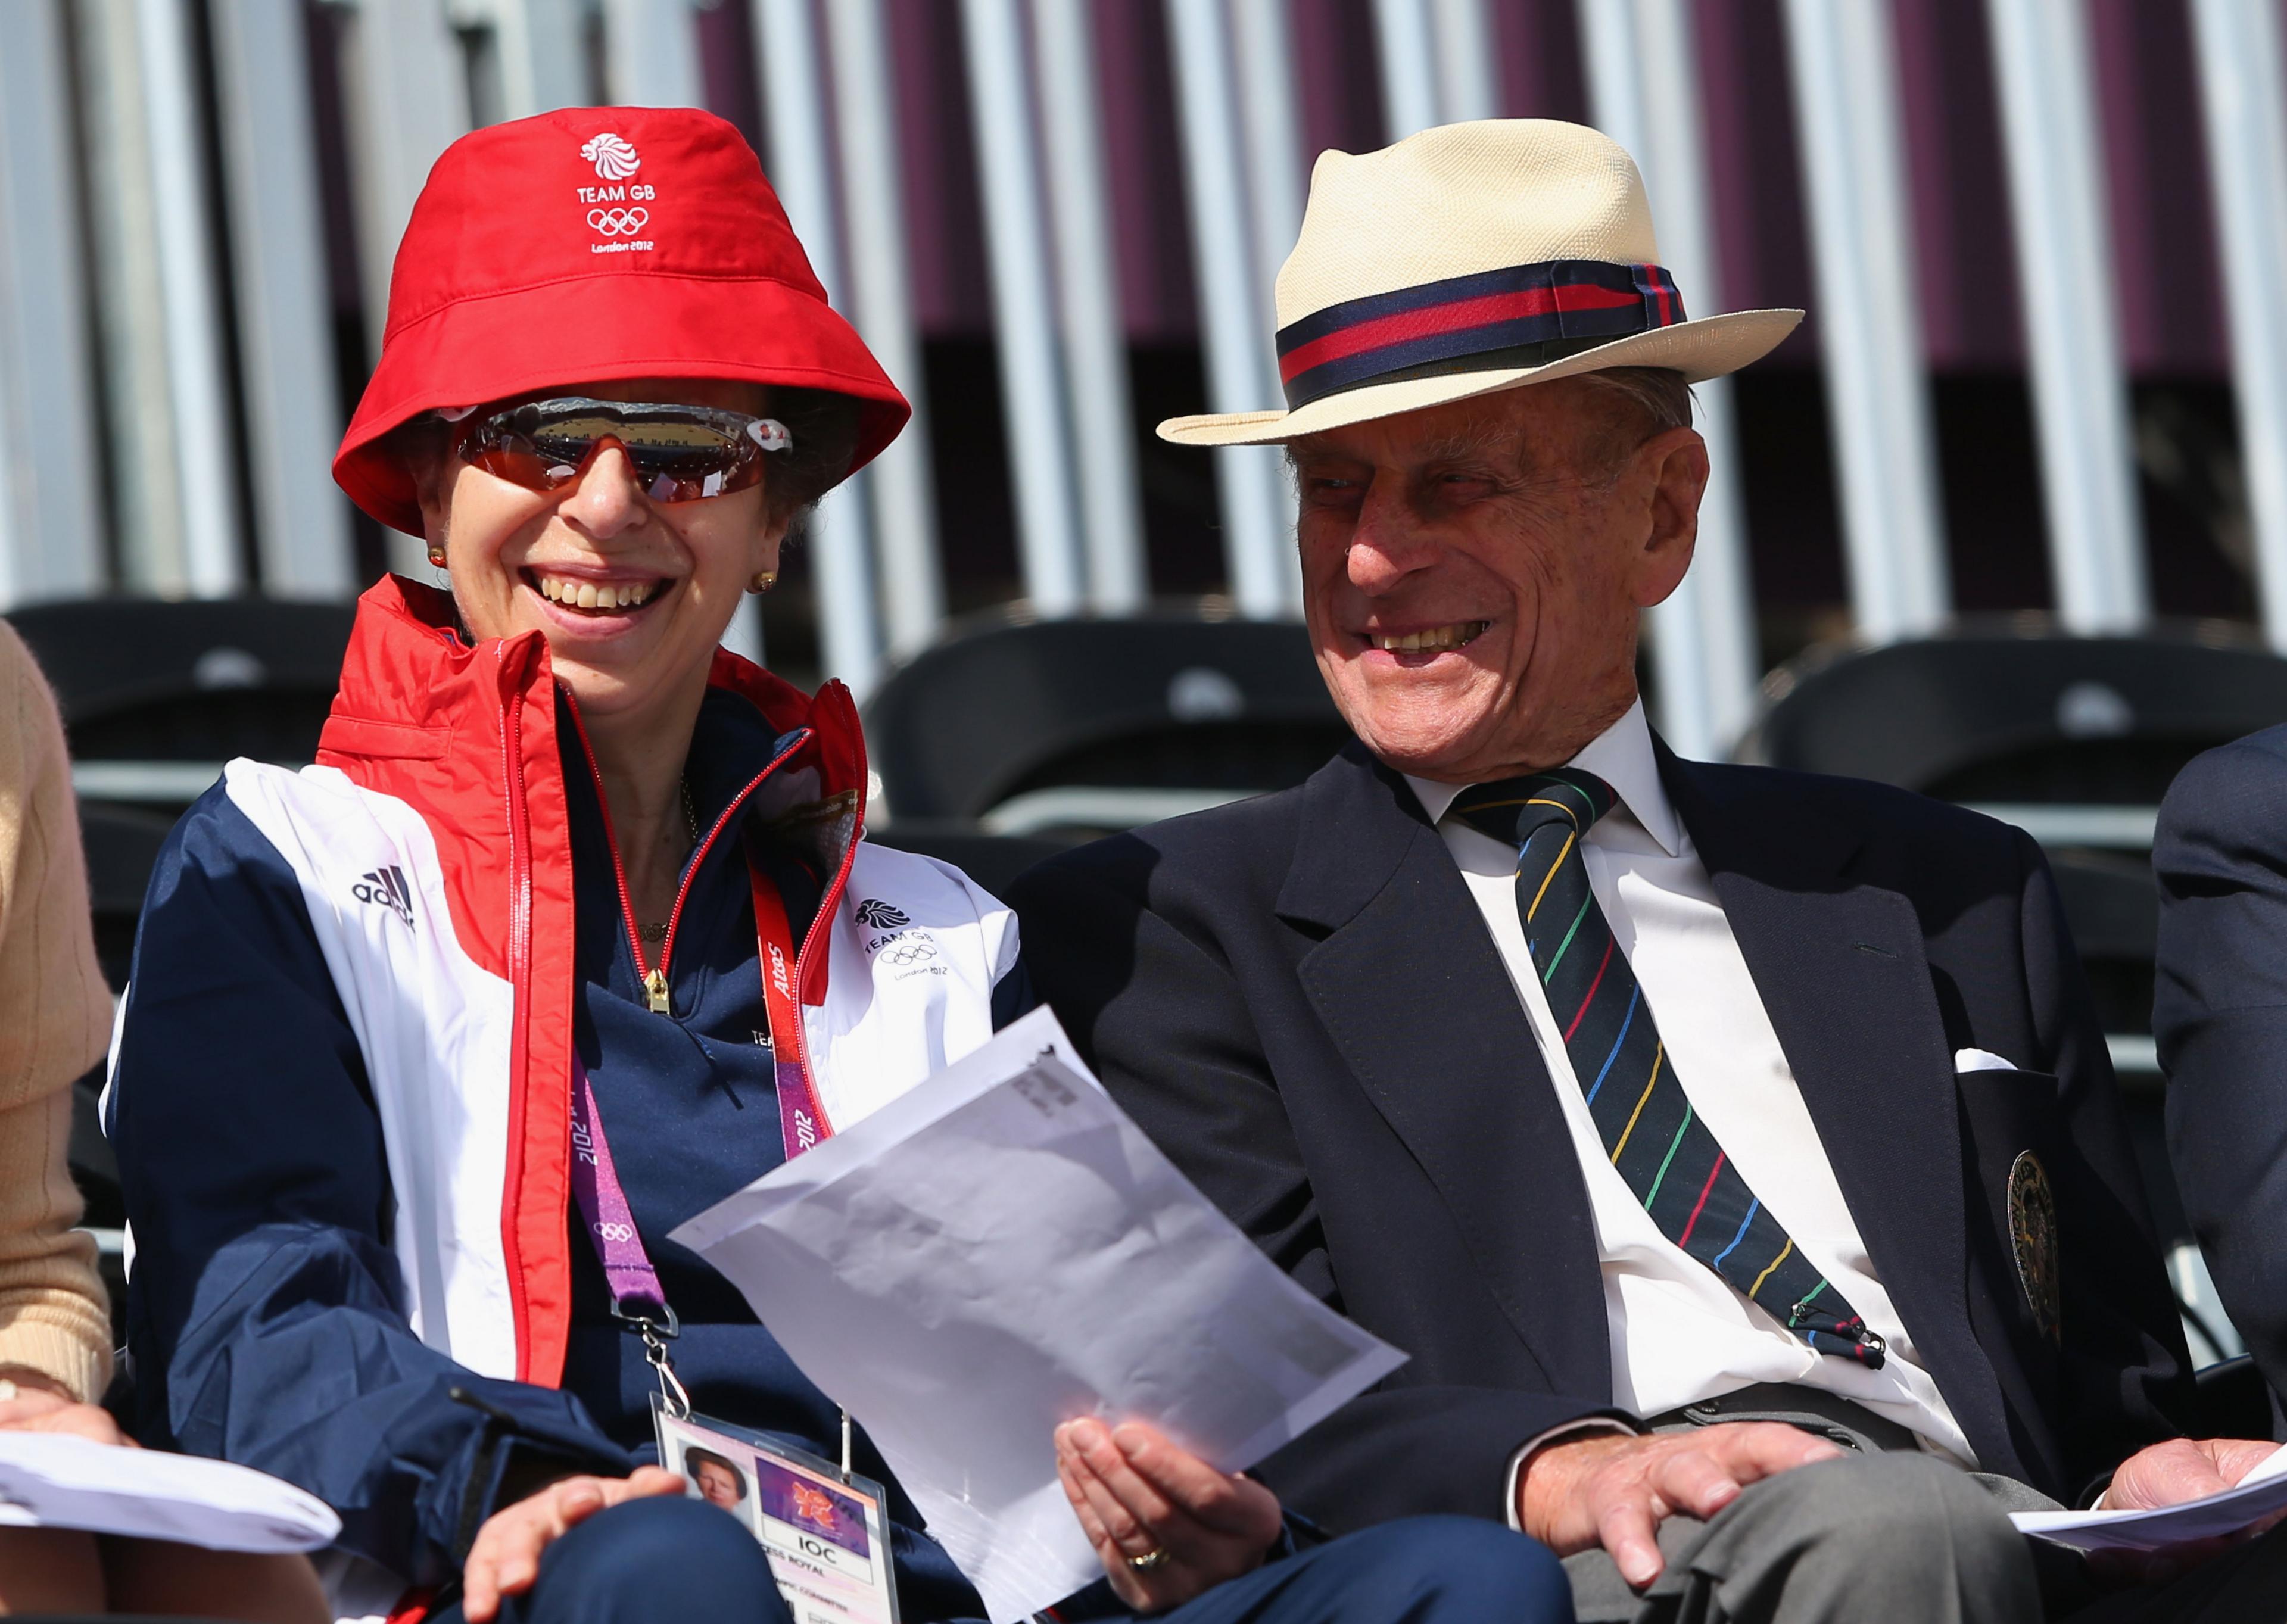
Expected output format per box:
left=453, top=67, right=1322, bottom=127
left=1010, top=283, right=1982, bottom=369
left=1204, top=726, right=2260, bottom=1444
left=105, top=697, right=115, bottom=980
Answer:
left=0, top=622, right=115, bottom=1401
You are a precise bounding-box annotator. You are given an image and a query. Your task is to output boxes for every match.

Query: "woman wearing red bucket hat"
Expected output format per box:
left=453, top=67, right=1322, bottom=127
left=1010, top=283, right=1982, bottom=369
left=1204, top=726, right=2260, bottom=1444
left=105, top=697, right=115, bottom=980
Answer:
left=101, top=105, right=1565, bottom=1624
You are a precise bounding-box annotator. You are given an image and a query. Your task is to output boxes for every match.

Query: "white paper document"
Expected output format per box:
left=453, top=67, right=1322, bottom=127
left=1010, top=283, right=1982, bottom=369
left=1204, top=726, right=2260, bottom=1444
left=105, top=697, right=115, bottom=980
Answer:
left=2011, top=1442, right=2287, bottom=1553
left=672, top=1007, right=1409, bottom=1622
left=0, top=1431, right=340, bottom=1551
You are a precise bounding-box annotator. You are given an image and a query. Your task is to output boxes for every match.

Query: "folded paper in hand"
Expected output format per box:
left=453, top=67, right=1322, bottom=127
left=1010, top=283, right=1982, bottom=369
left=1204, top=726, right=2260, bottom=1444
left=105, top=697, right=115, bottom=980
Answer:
left=671, top=1008, right=1409, bottom=1623
left=0, top=1431, right=339, bottom=1551
left=2011, top=1442, right=2287, bottom=1552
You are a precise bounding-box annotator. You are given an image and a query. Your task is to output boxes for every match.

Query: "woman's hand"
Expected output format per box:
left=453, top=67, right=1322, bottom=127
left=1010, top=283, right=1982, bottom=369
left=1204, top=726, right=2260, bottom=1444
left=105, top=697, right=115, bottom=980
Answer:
left=460, top=1467, right=686, bottom=1623
left=1055, top=1419, right=1283, bottom=1614
left=0, top=1382, right=129, bottom=1447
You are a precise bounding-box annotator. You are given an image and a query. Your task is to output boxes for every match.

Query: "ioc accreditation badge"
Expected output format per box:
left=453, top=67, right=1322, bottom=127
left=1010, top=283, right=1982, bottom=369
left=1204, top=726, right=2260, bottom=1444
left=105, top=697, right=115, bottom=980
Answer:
left=656, top=1398, right=899, bottom=1624
left=2007, top=1150, right=2061, bottom=1345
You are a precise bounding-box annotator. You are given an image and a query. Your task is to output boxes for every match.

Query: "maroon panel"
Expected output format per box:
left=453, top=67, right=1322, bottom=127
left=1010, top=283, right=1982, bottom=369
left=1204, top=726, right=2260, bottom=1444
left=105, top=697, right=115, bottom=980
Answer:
left=1095, top=0, right=1198, bottom=341
left=890, top=0, right=993, bottom=337
left=1890, top=0, right=2023, bottom=369
left=1490, top=0, right=1590, bottom=123
left=1292, top=0, right=1388, bottom=158
left=1693, top=0, right=1815, bottom=363
left=2087, top=0, right=2226, bottom=377
left=696, top=0, right=762, bottom=155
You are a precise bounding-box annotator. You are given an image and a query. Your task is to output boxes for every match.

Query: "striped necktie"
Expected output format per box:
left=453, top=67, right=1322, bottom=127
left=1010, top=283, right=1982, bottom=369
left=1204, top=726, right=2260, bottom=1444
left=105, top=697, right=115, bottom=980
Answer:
left=1450, top=768, right=1887, bottom=1368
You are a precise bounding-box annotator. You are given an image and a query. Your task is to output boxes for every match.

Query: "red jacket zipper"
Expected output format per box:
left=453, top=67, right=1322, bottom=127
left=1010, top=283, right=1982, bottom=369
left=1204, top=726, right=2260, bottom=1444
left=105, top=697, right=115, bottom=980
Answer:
left=560, top=690, right=811, bottom=1017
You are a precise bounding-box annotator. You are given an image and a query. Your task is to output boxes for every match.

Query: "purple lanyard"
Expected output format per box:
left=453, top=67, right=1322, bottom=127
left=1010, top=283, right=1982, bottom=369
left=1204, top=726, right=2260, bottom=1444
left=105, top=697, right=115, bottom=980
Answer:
left=570, top=1056, right=691, bottom=1416
left=569, top=867, right=831, bottom=1418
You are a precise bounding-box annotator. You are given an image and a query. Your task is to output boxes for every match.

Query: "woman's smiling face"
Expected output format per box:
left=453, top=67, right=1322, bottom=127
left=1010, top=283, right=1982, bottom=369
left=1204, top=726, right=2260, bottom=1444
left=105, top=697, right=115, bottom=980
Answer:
left=416, top=376, right=789, bottom=722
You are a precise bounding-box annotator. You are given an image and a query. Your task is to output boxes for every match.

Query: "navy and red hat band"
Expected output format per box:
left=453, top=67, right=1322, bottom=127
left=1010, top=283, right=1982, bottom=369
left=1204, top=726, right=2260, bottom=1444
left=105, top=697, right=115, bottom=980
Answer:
left=1275, top=258, right=1687, bottom=410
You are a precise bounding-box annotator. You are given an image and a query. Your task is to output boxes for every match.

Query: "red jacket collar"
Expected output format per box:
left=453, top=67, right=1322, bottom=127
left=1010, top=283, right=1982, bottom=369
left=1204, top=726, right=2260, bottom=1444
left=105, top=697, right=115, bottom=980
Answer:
left=326, top=575, right=865, bottom=804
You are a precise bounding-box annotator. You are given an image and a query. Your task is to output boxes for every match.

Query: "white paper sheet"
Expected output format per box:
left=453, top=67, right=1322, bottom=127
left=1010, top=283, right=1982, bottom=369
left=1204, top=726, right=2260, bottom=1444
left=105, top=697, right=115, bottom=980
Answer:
left=2011, top=1443, right=2287, bottom=1552
left=0, top=1432, right=341, bottom=1551
left=671, top=1008, right=1409, bottom=1623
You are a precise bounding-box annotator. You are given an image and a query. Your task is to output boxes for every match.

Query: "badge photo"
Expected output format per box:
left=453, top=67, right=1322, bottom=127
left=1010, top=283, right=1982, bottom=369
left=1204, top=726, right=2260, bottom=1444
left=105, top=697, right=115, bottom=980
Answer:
left=655, top=1398, right=900, bottom=1624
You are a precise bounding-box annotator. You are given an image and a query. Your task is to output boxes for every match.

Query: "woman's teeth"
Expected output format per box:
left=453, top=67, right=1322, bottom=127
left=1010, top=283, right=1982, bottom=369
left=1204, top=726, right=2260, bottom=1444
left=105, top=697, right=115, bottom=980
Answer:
left=1371, top=621, right=1490, bottom=653
left=533, top=575, right=659, bottom=610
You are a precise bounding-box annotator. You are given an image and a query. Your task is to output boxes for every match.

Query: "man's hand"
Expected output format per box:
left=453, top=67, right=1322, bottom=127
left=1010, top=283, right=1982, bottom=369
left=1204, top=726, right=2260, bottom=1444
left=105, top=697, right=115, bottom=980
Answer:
left=1519, top=1424, right=1844, bottom=1588
left=2085, top=1437, right=2286, bottom=1590
left=1055, top=1418, right=1283, bottom=1613
left=2106, top=1438, right=2282, bottom=1512
left=460, top=1467, right=685, bottom=1623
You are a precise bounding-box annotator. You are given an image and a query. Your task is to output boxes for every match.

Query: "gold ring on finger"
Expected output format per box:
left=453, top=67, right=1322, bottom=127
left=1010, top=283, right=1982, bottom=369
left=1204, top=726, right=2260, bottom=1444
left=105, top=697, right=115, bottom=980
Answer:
left=1126, top=1548, right=1170, bottom=1572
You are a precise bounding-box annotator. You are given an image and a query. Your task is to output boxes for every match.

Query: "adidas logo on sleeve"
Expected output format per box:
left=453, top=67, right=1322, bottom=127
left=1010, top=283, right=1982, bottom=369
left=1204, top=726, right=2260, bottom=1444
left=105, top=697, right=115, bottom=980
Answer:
left=351, top=865, right=416, bottom=929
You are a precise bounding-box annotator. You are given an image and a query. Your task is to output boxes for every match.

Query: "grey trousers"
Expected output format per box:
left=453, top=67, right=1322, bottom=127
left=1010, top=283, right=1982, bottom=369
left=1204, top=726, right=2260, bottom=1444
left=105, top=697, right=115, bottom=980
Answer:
left=1562, top=1452, right=2287, bottom=1624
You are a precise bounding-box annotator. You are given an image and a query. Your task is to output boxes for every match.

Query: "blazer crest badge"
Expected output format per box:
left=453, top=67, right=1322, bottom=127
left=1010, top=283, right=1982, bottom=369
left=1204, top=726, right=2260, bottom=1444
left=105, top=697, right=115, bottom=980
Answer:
left=2008, top=1150, right=2062, bottom=1344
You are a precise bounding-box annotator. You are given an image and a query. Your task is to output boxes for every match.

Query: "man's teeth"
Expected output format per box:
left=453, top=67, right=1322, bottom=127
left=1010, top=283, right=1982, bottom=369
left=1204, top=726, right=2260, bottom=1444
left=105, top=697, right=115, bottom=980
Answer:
left=1371, top=621, right=1490, bottom=653
left=534, top=575, right=659, bottom=610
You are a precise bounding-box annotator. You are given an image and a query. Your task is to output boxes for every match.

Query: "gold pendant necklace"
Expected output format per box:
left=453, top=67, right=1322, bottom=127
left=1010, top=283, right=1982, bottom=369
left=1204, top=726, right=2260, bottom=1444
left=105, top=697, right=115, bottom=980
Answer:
left=637, top=778, right=703, bottom=955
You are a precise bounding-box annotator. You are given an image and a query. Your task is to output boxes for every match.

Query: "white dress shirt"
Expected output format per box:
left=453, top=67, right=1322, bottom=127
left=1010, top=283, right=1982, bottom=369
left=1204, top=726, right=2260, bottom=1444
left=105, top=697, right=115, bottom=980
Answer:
left=1406, top=699, right=1977, bottom=1467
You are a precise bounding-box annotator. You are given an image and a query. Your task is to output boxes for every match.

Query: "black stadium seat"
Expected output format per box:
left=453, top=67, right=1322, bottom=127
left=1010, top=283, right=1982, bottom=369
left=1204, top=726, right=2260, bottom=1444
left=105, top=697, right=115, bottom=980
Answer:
left=1738, top=626, right=2287, bottom=1366
left=862, top=606, right=1348, bottom=842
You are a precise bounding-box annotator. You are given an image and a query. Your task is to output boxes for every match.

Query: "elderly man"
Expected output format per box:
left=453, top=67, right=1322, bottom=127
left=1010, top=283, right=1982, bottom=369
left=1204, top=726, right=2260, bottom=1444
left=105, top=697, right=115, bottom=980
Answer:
left=1014, top=121, right=2287, bottom=1624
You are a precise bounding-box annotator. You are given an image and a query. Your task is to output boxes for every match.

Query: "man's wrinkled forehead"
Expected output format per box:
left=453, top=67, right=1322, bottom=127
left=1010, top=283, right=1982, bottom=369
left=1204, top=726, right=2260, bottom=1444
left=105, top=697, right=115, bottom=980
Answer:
left=1284, top=388, right=1576, bottom=476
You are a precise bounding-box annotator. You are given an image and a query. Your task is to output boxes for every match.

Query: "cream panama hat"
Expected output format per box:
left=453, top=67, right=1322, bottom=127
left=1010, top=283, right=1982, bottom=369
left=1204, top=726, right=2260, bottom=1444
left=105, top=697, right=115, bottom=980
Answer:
left=1159, top=119, right=1802, bottom=447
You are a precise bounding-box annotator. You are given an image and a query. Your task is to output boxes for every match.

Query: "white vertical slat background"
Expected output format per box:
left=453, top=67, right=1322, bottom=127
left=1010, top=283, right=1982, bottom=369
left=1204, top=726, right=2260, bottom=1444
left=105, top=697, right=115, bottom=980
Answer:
left=827, top=0, right=948, bottom=653
left=1782, top=0, right=1949, bottom=641
left=211, top=0, right=357, bottom=599
left=138, top=0, right=245, bottom=597
left=14, top=0, right=2282, bottom=718
left=602, top=0, right=704, bottom=107
left=345, top=0, right=471, bottom=578
left=1429, top=0, right=1498, bottom=124
left=0, top=0, right=106, bottom=606
left=1232, top=0, right=1308, bottom=286
left=1375, top=0, right=1498, bottom=137
left=483, top=0, right=595, bottom=119
left=1166, top=0, right=1302, bottom=618
left=960, top=0, right=1089, bottom=618
left=755, top=0, right=886, bottom=690
left=2190, top=0, right=2287, bottom=650
left=1032, top=0, right=1151, bottom=615
left=1577, top=0, right=1761, bottom=762
left=1984, top=0, right=2149, bottom=633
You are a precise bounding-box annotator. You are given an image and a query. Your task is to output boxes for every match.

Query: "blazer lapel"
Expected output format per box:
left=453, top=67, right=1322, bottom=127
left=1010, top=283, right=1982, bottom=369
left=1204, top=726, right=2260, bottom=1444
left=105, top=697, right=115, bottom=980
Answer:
left=1277, top=747, right=1612, bottom=1397
left=1659, top=747, right=2012, bottom=1470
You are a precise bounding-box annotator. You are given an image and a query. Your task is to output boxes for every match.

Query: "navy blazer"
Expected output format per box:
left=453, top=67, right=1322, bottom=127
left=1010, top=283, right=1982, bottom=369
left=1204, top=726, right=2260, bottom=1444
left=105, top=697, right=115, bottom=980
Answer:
left=1010, top=740, right=2190, bottom=1532
left=2154, top=724, right=2287, bottom=1419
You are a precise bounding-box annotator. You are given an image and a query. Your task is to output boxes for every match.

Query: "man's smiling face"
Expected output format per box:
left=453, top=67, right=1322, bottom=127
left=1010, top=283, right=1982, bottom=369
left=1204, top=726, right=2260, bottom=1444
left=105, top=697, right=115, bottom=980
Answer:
left=1291, top=375, right=1710, bottom=783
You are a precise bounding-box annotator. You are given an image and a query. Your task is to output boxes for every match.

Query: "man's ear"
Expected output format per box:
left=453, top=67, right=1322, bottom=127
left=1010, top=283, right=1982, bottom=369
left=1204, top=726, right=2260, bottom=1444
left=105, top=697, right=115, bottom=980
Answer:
left=1631, top=426, right=1708, bottom=608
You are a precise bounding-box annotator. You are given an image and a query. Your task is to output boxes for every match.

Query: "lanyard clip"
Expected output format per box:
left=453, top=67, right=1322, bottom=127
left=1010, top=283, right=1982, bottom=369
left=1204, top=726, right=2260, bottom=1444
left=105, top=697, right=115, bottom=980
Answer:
left=612, top=1299, right=691, bottom=1419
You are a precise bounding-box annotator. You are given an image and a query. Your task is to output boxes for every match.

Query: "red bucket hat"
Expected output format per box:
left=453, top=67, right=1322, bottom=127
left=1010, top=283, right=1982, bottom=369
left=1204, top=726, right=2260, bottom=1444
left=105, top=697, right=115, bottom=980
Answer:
left=334, top=106, right=909, bottom=535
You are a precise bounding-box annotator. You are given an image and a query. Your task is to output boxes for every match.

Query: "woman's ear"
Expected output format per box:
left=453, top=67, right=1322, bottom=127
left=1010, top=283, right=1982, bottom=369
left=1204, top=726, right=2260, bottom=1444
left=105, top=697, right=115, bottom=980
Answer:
left=410, top=448, right=453, bottom=554
left=753, top=507, right=793, bottom=579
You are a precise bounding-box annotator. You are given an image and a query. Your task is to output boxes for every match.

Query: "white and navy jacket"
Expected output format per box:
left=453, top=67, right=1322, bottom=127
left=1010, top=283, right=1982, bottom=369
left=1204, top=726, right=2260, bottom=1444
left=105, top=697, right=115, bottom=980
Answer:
left=111, top=578, right=1021, bottom=1617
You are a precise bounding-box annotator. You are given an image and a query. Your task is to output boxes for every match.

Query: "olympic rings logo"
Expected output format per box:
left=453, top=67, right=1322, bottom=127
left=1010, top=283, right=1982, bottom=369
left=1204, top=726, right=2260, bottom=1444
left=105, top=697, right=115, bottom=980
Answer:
left=879, top=936, right=939, bottom=968
left=593, top=1221, right=636, bottom=1243
left=588, top=207, right=650, bottom=236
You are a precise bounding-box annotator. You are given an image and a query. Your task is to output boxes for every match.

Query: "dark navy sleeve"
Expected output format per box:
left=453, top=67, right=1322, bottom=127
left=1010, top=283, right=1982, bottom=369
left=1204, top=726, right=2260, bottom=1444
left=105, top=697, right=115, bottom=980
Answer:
left=112, top=784, right=626, bottom=1590
left=2155, top=729, right=2287, bottom=1411
left=990, top=949, right=1037, bottom=1030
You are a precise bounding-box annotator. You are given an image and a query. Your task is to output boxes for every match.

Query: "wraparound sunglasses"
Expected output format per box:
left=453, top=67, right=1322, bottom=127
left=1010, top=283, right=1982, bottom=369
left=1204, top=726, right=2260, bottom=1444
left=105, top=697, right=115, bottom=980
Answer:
left=448, top=396, right=794, bottom=504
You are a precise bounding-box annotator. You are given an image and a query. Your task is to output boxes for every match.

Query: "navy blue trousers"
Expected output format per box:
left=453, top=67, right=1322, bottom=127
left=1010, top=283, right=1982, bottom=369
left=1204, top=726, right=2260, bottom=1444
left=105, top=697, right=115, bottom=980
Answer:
left=431, top=1497, right=1571, bottom=1624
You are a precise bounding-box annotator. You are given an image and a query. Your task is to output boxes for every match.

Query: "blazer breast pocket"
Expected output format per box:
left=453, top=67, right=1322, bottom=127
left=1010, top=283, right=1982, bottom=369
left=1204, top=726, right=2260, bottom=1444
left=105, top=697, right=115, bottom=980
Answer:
left=1955, top=1064, right=2067, bottom=1364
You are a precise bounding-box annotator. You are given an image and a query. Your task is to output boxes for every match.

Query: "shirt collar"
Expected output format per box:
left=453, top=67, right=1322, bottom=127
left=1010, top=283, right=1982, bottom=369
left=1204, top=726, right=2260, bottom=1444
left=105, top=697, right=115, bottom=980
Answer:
left=1403, top=698, right=1682, bottom=857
